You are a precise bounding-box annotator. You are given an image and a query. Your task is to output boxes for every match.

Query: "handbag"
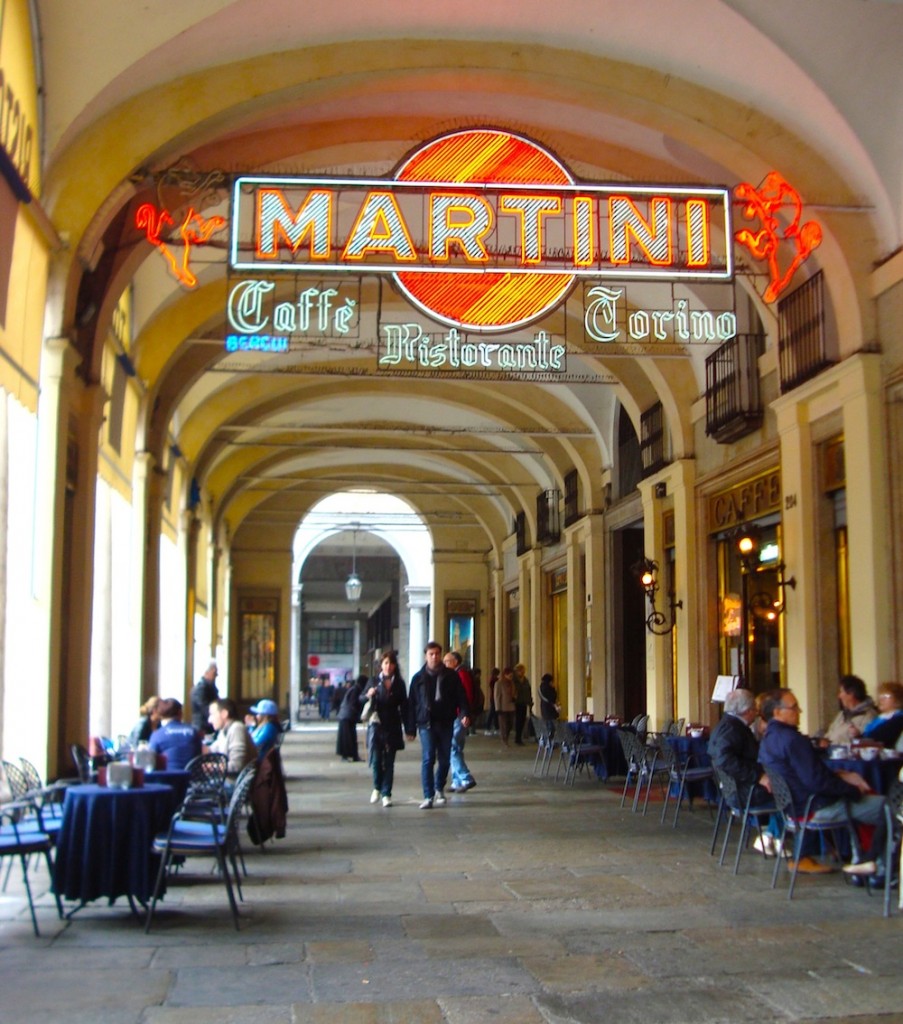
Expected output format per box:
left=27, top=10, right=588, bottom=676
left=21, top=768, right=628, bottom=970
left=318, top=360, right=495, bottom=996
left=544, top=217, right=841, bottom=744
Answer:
left=360, top=697, right=380, bottom=724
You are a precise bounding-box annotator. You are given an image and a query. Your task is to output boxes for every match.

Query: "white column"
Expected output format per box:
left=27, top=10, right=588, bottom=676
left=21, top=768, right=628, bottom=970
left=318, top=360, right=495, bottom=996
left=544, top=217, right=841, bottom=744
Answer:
left=289, top=582, right=302, bottom=729
left=90, top=480, right=113, bottom=738
left=405, top=584, right=430, bottom=678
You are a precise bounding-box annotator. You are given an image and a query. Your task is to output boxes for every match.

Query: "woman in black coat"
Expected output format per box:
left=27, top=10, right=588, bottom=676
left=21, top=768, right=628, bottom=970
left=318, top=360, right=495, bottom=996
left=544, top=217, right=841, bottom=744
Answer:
left=336, top=675, right=367, bottom=761
left=364, top=651, right=408, bottom=807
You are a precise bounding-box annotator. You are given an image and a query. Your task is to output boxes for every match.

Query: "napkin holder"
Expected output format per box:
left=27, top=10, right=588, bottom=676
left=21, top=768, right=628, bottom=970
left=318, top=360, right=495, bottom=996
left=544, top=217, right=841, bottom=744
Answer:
left=107, top=761, right=133, bottom=789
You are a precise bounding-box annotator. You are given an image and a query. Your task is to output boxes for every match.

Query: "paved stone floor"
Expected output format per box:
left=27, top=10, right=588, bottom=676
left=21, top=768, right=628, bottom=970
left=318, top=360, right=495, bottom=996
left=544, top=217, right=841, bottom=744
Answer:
left=1, top=725, right=901, bottom=1023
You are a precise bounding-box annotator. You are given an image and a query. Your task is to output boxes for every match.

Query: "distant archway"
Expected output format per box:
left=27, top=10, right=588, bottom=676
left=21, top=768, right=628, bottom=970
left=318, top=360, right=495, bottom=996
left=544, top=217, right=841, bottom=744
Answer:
left=289, top=492, right=433, bottom=715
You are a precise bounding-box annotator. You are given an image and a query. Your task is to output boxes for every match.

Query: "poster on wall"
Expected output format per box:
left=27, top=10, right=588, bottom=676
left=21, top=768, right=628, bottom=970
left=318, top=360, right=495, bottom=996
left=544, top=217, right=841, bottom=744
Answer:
left=447, top=599, right=476, bottom=668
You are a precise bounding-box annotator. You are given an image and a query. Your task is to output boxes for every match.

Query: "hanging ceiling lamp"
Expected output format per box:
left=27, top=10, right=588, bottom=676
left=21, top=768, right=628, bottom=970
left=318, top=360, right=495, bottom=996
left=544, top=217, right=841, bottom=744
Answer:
left=345, top=524, right=362, bottom=602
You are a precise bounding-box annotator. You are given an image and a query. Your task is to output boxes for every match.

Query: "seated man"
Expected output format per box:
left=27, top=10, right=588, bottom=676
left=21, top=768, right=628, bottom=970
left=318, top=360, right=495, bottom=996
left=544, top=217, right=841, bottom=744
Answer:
left=821, top=674, right=877, bottom=747
left=147, top=698, right=202, bottom=770
left=708, top=688, right=777, bottom=852
left=759, top=688, right=884, bottom=874
left=207, top=698, right=258, bottom=776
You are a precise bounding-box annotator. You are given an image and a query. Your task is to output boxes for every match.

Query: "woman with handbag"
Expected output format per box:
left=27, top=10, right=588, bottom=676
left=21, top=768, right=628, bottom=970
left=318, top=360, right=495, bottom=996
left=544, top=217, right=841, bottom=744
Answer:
left=364, top=651, right=408, bottom=807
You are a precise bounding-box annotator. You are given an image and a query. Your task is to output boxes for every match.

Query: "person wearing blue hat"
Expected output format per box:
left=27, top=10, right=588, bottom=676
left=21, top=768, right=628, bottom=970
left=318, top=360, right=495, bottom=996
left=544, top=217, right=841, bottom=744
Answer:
left=246, top=698, right=282, bottom=760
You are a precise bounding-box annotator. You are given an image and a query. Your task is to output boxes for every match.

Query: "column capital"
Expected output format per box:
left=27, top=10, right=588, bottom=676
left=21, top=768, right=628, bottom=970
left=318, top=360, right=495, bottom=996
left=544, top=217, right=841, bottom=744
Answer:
left=404, top=584, right=431, bottom=608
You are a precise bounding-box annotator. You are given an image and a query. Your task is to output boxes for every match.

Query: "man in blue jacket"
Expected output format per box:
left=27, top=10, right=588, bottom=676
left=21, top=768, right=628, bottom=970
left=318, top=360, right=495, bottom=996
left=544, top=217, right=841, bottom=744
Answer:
left=758, top=688, right=883, bottom=873
left=405, top=641, right=470, bottom=809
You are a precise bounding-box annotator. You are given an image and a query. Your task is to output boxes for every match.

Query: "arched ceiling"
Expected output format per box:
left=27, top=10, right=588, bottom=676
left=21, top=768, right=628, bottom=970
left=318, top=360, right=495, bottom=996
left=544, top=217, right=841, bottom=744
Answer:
left=34, top=1, right=903, bottom=557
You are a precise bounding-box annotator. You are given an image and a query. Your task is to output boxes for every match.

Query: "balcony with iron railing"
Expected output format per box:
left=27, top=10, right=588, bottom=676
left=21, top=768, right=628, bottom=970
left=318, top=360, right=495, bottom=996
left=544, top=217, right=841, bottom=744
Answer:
left=705, top=333, right=765, bottom=443
left=778, top=271, right=834, bottom=393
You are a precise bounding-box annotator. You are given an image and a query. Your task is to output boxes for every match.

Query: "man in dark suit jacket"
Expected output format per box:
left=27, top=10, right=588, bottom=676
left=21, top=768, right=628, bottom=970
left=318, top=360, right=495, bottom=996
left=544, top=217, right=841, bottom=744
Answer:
left=707, top=687, right=785, bottom=856
left=708, top=687, right=769, bottom=806
left=405, top=641, right=470, bottom=809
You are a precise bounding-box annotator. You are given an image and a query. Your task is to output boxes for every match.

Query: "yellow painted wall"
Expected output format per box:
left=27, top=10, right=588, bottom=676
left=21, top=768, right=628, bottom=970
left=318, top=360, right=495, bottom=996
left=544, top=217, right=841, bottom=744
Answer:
left=0, top=210, right=46, bottom=409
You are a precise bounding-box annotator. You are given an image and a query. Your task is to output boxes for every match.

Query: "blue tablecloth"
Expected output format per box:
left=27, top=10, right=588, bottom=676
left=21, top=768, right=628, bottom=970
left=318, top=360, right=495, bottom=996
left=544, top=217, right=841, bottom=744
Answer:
left=52, top=783, right=177, bottom=906
left=826, top=755, right=901, bottom=795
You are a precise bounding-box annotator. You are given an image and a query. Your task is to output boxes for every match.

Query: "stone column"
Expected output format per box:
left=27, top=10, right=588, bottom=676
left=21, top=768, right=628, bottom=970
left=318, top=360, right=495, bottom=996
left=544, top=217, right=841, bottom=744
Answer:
left=405, top=584, right=430, bottom=677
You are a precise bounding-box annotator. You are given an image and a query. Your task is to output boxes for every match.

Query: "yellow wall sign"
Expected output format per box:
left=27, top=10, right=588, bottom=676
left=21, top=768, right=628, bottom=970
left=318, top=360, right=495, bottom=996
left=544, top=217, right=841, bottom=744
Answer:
left=0, top=0, right=41, bottom=196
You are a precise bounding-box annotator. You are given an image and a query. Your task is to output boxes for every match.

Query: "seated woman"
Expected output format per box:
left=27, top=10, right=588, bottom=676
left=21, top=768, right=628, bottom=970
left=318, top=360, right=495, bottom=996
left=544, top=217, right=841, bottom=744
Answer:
left=853, top=681, right=903, bottom=748
left=245, top=699, right=282, bottom=760
left=127, top=695, right=161, bottom=749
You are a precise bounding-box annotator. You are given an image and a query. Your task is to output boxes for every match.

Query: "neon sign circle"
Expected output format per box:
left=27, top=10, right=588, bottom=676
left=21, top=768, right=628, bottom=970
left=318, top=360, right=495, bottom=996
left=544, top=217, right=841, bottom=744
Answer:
left=393, top=129, right=575, bottom=333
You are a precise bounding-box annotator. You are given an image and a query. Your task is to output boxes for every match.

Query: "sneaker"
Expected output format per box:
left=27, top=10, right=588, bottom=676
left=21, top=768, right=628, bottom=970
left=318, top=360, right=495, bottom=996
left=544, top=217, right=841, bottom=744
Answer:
left=843, top=860, right=878, bottom=876
left=370, top=789, right=380, bottom=804
left=433, top=791, right=447, bottom=806
left=788, top=856, right=836, bottom=874
left=753, top=834, right=775, bottom=857
left=419, top=797, right=433, bottom=810
left=462, top=779, right=477, bottom=791
left=381, top=795, right=392, bottom=807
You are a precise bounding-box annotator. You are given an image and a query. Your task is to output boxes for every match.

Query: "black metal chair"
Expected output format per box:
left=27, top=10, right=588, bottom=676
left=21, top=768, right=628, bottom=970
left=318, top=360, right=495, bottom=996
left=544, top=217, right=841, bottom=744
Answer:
left=880, top=778, right=903, bottom=917
left=538, top=720, right=570, bottom=779
left=0, top=760, right=63, bottom=837
left=183, top=753, right=229, bottom=814
left=70, top=744, right=92, bottom=783
left=658, top=743, right=715, bottom=827
left=0, top=799, right=64, bottom=935
left=618, top=730, right=645, bottom=809
left=530, top=715, right=550, bottom=776
left=559, top=727, right=606, bottom=785
left=145, top=764, right=257, bottom=932
left=767, top=768, right=858, bottom=899
left=711, top=767, right=777, bottom=874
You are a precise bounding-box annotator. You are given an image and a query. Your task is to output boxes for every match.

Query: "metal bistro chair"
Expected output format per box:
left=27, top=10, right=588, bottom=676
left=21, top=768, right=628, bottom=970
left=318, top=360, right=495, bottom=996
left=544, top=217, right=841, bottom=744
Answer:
left=658, top=743, right=715, bottom=827
left=559, top=725, right=606, bottom=786
left=145, top=764, right=257, bottom=932
left=0, top=761, right=63, bottom=842
left=711, top=767, right=777, bottom=874
left=183, top=753, right=229, bottom=816
left=878, top=778, right=903, bottom=917
left=767, top=768, right=858, bottom=899
left=634, top=738, right=671, bottom=816
left=0, top=799, right=64, bottom=935
left=70, top=743, right=92, bottom=783
left=531, top=714, right=550, bottom=776
left=538, top=720, right=570, bottom=779
left=618, top=729, right=645, bottom=809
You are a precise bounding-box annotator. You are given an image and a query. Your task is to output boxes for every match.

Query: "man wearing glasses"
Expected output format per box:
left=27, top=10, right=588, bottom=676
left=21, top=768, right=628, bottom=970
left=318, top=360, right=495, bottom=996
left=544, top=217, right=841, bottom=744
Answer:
left=758, top=689, right=884, bottom=873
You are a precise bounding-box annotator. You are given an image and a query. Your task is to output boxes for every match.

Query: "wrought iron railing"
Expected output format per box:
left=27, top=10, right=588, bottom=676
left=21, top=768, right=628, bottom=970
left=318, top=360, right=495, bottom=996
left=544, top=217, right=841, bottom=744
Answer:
left=705, top=333, right=765, bottom=442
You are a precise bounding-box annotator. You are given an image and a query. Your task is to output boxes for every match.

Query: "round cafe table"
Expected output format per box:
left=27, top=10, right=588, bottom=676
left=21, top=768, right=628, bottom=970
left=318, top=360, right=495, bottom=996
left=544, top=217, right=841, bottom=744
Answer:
left=51, top=782, right=178, bottom=912
left=826, top=754, right=901, bottom=795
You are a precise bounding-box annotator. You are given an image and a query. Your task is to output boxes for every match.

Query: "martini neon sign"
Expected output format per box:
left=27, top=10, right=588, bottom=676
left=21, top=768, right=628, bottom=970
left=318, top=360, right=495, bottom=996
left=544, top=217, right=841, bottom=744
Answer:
left=230, top=129, right=732, bottom=333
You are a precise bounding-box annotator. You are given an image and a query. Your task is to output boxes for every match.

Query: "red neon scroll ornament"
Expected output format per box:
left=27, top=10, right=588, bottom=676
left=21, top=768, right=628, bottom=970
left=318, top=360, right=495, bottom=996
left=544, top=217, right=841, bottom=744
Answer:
left=136, top=203, right=227, bottom=288
left=733, top=172, right=822, bottom=303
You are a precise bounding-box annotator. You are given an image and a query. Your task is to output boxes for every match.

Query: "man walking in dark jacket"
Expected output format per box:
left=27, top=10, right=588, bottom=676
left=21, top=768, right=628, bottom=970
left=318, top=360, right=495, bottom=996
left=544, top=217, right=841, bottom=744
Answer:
left=405, top=641, right=470, bottom=809
left=190, top=661, right=220, bottom=735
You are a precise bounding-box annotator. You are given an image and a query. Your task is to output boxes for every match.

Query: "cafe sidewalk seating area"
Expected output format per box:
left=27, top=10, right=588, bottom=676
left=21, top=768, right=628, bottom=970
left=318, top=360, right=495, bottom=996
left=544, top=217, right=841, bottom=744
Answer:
left=1, top=725, right=902, bottom=1022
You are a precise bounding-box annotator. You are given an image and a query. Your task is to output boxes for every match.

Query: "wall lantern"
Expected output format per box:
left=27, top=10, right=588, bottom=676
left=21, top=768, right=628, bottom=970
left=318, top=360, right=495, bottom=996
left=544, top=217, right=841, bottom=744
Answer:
left=345, top=524, right=363, bottom=602
left=633, top=556, right=682, bottom=635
